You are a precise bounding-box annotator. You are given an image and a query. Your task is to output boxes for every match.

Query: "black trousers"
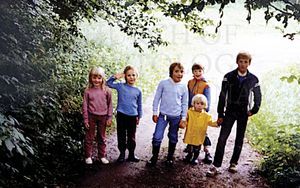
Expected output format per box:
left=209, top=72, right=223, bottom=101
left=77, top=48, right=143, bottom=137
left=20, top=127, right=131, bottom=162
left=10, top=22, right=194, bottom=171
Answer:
left=213, top=111, right=248, bottom=167
left=204, top=135, right=211, bottom=146
left=116, top=112, right=137, bottom=154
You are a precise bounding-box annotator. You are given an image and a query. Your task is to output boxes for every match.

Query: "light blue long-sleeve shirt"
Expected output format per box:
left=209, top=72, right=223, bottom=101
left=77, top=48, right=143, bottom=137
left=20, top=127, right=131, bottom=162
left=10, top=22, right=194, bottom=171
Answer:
left=107, top=76, right=142, bottom=118
left=152, top=78, right=188, bottom=120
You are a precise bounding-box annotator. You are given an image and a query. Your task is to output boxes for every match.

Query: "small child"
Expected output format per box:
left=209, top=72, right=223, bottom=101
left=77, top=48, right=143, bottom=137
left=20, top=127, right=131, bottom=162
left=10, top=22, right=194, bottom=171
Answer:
left=187, top=63, right=213, bottom=164
left=107, top=65, right=142, bottom=163
left=147, top=62, right=188, bottom=167
left=82, top=67, right=113, bottom=165
left=183, top=94, right=219, bottom=165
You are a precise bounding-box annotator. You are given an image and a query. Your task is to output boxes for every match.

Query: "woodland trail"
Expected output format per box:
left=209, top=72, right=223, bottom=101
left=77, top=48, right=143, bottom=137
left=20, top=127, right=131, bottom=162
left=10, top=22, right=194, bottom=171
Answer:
left=76, top=95, right=269, bottom=188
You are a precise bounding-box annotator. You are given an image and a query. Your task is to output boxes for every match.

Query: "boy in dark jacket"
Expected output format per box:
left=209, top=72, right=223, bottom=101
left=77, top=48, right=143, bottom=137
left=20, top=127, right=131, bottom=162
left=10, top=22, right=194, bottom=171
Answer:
left=207, top=52, right=261, bottom=176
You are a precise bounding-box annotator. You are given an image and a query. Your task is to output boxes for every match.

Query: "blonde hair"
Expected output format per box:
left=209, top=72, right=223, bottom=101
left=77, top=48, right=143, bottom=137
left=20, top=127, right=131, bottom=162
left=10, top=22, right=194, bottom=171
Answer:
left=87, top=67, right=107, bottom=89
left=123, top=65, right=138, bottom=83
left=191, top=94, right=208, bottom=109
left=236, top=51, right=252, bottom=63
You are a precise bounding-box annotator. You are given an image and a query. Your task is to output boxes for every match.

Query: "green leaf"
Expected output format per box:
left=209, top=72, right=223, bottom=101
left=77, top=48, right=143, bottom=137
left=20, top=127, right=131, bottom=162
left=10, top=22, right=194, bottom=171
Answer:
left=4, top=139, right=15, bottom=152
left=16, top=145, right=24, bottom=156
left=280, top=76, right=287, bottom=81
left=26, top=145, right=34, bottom=155
left=13, top=127, right=26, bottom=142
left=287, top=75, right=297, bottom=83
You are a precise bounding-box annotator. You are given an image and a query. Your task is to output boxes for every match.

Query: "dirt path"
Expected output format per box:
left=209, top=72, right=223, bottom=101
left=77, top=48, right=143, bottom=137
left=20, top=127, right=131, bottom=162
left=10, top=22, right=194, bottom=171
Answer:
left=76, top=95, right=269, bottom=188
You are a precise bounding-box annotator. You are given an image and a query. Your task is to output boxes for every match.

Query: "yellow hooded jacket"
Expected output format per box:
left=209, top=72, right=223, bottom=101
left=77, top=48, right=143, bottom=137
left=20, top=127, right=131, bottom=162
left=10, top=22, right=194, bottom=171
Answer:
left=183, top=108, right=218, bottom=146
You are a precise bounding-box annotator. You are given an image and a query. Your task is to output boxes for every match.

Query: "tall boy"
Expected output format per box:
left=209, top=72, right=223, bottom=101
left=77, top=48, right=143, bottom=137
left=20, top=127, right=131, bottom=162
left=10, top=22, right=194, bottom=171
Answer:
left=147, top=62, right=188, bottom=167
left=207, top=52, right=262, bottom=176
left=187, top=63, right=213, bottom=164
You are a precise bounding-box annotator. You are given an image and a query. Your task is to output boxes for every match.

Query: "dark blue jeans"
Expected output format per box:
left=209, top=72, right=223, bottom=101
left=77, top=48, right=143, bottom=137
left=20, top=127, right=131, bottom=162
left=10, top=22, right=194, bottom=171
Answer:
left=213, top=111, right=248, bottom=167
left=152, top=113, right=181, bottom=147
left=116, top=112, right=137, bottom=154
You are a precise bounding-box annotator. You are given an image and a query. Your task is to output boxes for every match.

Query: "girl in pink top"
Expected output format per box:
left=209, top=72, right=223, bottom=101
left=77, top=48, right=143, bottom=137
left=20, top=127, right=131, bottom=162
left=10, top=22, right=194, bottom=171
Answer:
left=82, top=67, right=113, bottom=165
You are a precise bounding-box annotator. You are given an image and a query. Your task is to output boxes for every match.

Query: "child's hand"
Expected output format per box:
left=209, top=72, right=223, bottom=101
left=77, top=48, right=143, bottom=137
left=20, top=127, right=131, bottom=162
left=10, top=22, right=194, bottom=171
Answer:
left=217, top=118, right=223, bottom=126
left=179, top=120, right=186, bottom=129
left=136, top=117, right=139, bottom=126
left=85, top=123, right=89, bottom=129
left=106, top=119, right=112, bottom=127
left=114, top=73, right=124, bottom=80
left=152, top=115, right=158, bottom=123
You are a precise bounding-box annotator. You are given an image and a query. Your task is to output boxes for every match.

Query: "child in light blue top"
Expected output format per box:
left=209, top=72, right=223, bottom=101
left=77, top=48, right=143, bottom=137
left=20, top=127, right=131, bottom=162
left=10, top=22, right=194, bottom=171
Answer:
left=107, top=65, right=142, bottom=163
left=147, top=62, right=188, bottom=167
left=152, top=78, right=188, bottom=119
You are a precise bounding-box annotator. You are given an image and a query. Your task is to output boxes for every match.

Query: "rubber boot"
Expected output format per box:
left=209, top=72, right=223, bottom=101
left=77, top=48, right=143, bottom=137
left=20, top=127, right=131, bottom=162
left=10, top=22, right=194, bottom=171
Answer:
left=146, top=145, right=160, bottom=167
left=165, top=142, right=176, bottom=167
left=117, top=151, right=125, bottom=163
left=191, top=148, right=200, bottom=165
left=184, top=152, right=193, bottom=163
left=128, top=151, right=140, bottom=162
left=183, top=145, right=193, bottom=163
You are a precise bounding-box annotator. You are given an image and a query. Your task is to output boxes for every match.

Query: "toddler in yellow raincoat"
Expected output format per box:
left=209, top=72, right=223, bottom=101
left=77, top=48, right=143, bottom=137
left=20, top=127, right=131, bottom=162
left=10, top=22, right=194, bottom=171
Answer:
left=183, top=94, right=219, bottom=165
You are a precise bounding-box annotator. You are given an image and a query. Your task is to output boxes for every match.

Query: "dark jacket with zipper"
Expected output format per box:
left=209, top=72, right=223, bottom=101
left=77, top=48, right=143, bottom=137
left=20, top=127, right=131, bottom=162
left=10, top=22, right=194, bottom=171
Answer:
left=217, top=69, right=262, bottom=118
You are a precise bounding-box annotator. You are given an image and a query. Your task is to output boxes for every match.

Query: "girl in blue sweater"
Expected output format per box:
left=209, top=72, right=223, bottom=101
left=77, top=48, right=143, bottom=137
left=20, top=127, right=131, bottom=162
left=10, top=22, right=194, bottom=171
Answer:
left=107, top=65, right=143, bottom=163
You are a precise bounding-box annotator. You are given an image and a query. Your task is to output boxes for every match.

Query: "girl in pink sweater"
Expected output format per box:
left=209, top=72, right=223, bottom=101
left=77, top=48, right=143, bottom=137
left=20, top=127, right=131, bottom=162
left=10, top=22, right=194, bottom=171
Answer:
left=82, top=67, right=113, bottom=165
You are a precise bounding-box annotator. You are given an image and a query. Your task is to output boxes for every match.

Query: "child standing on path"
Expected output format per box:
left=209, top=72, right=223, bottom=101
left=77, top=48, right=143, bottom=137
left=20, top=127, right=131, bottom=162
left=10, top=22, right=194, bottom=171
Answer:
left=107, top=65, right=142, bottom=163
left=183, top=94, right=219, bottom=165
left=147, top=62, right=188, bottom=167
left=207, top=52, right=262, bottom=176
left=186, top=63, right=213, bottom=164
left=82, top=67, right=113, bottom=165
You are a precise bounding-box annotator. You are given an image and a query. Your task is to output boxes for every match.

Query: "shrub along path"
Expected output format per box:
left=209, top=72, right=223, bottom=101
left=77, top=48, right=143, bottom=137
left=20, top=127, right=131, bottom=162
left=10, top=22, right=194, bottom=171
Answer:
left=76, top=95, right=269, bottom=188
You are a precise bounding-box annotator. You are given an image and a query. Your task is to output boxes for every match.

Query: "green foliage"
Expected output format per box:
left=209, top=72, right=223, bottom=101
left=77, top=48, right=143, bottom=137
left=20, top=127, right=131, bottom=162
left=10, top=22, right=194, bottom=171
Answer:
left=247, top=65, right=300, bottom=187
left=2, top=0, right=299, bottom=187
left=244, top=0, right=300, bottom=39
left=45, top=0, right=300, bottom=45
left=281, top=75, right=300, bottom=85
left=0, top=0, right=166, bottom=186
left=0, top=113, right=34, bottom=187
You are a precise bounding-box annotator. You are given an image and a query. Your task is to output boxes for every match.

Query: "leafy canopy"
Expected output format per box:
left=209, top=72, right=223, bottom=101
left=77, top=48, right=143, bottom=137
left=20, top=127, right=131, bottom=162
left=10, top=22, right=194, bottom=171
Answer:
left=44, top=0, right=300, bottom=49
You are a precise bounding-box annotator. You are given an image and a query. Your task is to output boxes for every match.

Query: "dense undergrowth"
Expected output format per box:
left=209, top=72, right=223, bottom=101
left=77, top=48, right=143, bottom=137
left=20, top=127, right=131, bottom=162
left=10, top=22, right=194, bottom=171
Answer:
left=247, top=65, right=300, bottom=188
left=0, top=1, right=165, bottom=187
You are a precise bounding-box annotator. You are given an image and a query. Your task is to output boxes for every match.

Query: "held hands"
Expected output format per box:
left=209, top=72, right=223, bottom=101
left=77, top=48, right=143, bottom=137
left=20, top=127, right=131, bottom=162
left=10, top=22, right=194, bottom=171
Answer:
left=179, top=120, right=187, bottom=129
left=152, top=115, right=158, bottom=123
left=217, top=118, right=223, bottom=126
left=114, top=73, right=125, bottom=80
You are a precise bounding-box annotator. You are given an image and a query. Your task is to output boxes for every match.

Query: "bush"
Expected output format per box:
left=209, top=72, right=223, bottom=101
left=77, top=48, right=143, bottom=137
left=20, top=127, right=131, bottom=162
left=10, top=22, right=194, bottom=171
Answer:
left=0, top=1, right=166, bottom=187
left=247, top=65, right=300, bottom=187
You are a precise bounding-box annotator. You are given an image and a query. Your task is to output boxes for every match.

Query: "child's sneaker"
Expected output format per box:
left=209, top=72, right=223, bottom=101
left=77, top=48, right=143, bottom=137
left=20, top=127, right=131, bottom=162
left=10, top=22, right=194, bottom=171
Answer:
left=203, top=153, right=213, bottom=164
left=190, top=159, right=199, bottom=165
left=100, top=157, right=109, bottom=164
left=206, top=166, right=220, bottom=177
left=228, top=163, right=237, bottom=173
left=85, top=157, right=93, bottom=164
